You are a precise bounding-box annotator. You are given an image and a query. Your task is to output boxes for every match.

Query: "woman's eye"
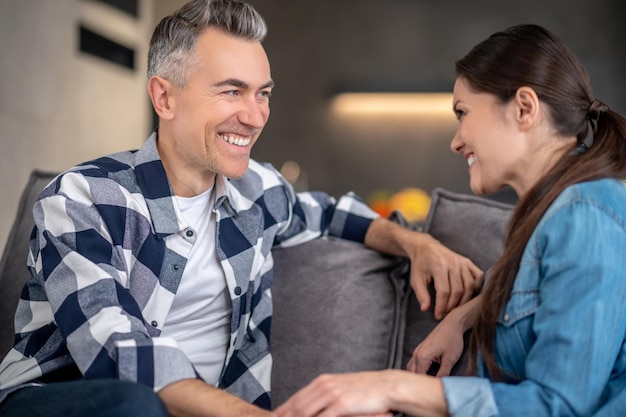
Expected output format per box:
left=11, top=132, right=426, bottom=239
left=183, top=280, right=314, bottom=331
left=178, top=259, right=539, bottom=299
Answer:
left=454, top=109, right=466, bottom=120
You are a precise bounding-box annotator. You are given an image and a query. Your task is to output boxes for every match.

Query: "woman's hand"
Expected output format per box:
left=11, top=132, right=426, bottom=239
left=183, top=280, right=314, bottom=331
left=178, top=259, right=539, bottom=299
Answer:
left=271, top=370, right=448, bottom=417
left=407, top=295, right=482, bottom=376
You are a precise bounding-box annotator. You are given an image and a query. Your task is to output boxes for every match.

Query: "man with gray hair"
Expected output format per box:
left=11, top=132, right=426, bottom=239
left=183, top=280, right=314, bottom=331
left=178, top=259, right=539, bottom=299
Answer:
left=0, top=1, right=482, bottom=416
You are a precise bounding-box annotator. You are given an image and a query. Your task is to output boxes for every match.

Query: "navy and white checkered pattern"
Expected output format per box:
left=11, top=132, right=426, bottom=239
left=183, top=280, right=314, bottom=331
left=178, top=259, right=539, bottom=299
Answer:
left=0, top=132, right=378, bottom=409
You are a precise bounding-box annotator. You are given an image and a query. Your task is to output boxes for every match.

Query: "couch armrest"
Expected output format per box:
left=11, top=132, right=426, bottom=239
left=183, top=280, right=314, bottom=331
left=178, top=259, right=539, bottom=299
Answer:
left=0, top=170, right=58, bottom=360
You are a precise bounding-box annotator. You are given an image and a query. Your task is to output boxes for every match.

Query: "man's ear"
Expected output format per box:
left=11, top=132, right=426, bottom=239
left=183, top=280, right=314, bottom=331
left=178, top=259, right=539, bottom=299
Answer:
left=514, top=86, right=540, bottom=130
left=148, top=76, right=175, bottom=120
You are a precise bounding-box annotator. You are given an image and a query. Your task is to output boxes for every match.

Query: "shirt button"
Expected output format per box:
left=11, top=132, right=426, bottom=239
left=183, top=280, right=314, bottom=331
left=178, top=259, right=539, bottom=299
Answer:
left=186, top=229, right=194, bottom=237
left=234, top=286, right=242, bottom=296
left=151, top=321, right=158, bottom=327
left=503, top=313, right=510, bottom=323
left=173, top=264, right=179, bottom=270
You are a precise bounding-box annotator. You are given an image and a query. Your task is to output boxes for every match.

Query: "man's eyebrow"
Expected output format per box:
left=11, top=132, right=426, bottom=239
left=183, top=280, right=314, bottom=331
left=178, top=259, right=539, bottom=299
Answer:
left=214, top=79, right=248, bottom=89
left=213, top=79, right=275, bottom=90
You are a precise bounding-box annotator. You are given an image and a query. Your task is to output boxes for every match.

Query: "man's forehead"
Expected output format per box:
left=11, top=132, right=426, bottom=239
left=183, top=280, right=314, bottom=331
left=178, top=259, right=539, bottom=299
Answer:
left=192, top=29, right=271, bottom=82
left=195, top=28, right=265, bottom=55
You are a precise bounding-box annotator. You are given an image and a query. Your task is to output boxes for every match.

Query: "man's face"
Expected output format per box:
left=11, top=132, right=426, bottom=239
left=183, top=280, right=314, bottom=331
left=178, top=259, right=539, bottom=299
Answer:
left=166, top=28, right=273, bottom=182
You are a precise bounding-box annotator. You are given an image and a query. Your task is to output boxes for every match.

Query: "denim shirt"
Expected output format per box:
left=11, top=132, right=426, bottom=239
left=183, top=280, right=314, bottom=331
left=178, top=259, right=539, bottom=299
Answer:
left=443, top=179, right=626, bottom=417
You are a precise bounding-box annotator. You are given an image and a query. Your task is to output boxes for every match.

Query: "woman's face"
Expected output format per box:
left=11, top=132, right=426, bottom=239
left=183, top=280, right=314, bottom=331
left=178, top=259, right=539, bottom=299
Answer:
left=450, top=77, right=526, bottom=196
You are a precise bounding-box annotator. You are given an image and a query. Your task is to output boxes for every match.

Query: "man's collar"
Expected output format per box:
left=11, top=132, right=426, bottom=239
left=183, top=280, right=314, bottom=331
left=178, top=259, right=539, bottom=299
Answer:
left=134, top=132, right=244, bottom=235
left=133, top=132, right=180, bottom=237
left=214, top=173, right=240, bottom=217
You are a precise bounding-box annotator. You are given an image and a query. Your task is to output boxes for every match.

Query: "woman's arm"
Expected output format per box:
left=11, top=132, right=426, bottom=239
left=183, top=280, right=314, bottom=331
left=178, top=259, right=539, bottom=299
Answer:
left=407, top=294, right=481, bottom=376
left=272, top=370, right=448, bottom=417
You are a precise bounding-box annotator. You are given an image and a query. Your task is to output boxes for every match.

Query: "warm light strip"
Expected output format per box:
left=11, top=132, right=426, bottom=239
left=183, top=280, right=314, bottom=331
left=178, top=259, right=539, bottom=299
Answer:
left=331, top=92, right=454, bottom=116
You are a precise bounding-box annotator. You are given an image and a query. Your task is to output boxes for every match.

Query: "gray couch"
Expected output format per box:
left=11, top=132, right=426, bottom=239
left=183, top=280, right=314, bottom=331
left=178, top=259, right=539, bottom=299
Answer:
left=0, top=170, right=514, bottom=407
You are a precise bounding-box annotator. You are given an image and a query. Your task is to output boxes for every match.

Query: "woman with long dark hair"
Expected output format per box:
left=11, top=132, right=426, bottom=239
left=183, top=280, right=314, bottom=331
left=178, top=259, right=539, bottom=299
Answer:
left=273, top=24, right=626, bottom=417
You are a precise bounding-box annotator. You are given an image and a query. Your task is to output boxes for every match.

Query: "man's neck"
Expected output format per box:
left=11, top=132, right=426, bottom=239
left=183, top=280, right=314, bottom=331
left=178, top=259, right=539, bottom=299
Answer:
left=156, top=130, right=217, bottom=198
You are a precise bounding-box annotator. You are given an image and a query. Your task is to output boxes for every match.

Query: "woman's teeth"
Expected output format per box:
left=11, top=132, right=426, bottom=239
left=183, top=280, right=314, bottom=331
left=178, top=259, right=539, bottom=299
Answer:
left=220, top=135, right=251, bottom=147
left=467, top=155, right=477, bottom=167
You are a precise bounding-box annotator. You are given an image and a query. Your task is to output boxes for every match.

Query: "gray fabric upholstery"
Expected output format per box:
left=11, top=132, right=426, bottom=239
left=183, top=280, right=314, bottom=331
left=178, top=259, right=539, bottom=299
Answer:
left=0, top=170, right=57, bottom=360
left=422, top=188, right=514, bottom=272
left=401, top=188, right=514, bottom=374
left=271, top=237, right=407, bottom=406
left=270, top=188, right=514, bottom=403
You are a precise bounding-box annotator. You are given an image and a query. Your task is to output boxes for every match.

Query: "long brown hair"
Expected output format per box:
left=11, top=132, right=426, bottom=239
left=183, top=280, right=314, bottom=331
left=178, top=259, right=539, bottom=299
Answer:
left=457, top=24, right=626, bottom=380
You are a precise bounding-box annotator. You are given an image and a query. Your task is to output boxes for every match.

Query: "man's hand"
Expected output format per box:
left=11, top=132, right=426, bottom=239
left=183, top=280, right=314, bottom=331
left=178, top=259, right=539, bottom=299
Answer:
left=364, top=217, right=483, bottom=319
left=407, top=295, right=482, bottom=376
left=407, top=232, right=482, bottom=319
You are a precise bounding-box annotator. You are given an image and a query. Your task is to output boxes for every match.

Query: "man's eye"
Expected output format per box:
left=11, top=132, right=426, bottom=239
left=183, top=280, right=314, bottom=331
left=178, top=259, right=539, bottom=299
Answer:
left=259, top=90, right=272, bottom=98
left=224, top=90, right=239, bottom=96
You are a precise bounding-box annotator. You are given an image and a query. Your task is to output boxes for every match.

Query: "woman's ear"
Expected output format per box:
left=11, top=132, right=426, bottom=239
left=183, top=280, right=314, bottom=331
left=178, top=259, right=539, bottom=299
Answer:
left=514, top=86, right=540, bottom=130
left=148, top=76, right=175, bottom=120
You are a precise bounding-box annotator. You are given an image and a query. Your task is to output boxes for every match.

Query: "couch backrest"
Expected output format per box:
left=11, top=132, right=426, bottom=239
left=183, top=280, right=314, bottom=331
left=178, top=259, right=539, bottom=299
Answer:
left=0, top=170, right=58, bottom=359
left=401, top=188, right=515, bottom=374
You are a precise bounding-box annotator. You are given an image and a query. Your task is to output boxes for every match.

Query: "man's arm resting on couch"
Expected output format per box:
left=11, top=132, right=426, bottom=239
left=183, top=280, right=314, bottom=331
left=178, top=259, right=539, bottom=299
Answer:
left=363, top=217, right=484, bottom=320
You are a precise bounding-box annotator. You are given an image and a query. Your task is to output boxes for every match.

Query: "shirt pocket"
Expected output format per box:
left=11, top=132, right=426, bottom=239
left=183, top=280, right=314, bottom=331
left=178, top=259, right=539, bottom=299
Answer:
left=495, top=289, right=540, bottom=381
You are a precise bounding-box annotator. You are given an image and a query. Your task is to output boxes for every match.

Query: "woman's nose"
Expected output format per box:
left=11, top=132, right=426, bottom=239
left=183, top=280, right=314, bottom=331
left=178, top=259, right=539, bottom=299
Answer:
left=450, top=131, right=463, bottom=154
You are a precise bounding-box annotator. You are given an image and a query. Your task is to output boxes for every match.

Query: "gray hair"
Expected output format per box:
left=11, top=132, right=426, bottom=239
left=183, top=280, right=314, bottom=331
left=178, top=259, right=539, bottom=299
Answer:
left=147, top=0, right=267, bottom=87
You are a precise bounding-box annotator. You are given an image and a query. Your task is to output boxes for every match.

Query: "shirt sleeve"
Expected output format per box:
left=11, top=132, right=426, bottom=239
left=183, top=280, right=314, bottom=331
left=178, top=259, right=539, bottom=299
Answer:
left=272, top=168, right=379, bottom=248
left=30, top=173, right=197, bottom=392
left=442, top=377, right=498, bottom=416
left=442, top=199, right=626, bottom=416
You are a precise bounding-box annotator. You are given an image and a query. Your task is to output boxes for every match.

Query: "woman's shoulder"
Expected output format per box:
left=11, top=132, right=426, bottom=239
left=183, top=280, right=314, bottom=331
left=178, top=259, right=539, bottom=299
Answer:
left=561, top=178, right=626, bottom=207
left=547, top=178, right=626, bottom=225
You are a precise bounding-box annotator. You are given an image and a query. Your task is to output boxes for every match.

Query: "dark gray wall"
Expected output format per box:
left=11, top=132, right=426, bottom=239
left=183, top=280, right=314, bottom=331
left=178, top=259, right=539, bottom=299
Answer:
left=246, top=0, right=626, bottom=203
left=157, top=0, right=626, bottom=204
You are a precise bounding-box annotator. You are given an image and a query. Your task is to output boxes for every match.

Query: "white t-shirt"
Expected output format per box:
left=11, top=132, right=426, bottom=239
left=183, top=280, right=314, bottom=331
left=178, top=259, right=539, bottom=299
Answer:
left=161, top=186, right=232, bottom=386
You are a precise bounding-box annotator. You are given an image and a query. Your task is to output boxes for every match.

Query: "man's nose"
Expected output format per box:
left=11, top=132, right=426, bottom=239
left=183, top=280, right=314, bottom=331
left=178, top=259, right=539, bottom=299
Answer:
left=238, top=97, right=268, bottom=128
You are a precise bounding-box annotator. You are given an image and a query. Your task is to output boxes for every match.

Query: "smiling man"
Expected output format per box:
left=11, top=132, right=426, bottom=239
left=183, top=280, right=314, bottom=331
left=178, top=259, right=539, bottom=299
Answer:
left=153, top=27, right=275, bottom=195
left=0, top=1, right=482, bottom=416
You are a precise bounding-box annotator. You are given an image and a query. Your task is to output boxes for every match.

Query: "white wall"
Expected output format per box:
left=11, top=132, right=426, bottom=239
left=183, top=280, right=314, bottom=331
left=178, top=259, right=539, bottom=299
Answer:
left=0, top=0, right=154, bottom=253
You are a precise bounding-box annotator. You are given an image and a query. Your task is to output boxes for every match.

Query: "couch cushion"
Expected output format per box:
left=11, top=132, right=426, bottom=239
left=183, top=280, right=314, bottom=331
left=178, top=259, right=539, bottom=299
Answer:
left=0, top=171, right=58, bottom=360
left=401, top=188, right=514, bottom=374
left=422, top=188, right=514, bottom=273
left=271, top=236, right=406, bottom=406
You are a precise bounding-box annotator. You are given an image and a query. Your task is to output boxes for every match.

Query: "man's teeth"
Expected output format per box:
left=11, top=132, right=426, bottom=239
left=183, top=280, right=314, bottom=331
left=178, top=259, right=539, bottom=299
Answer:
left=221, top=135, right=251, bottom=147
left=467, top=155, right=477, bottom=167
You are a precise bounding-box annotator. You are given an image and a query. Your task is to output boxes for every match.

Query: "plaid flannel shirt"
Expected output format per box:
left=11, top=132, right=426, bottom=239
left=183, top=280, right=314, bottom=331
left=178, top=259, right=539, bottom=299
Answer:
left=0, top=132, right=378, bottom=408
